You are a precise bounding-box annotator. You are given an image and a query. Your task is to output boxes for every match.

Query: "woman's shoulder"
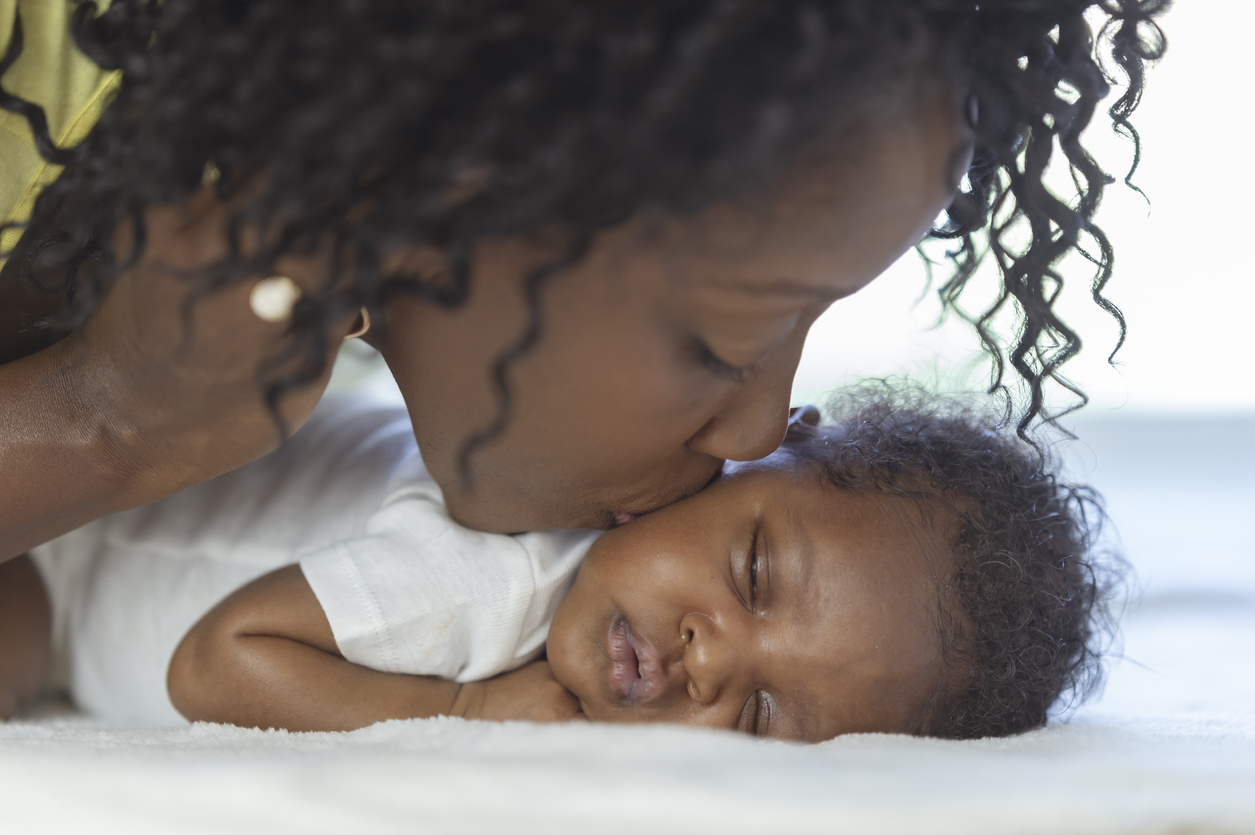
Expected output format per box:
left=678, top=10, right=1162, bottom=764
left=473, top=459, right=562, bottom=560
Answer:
left=1, top=0, right=122, bottom=262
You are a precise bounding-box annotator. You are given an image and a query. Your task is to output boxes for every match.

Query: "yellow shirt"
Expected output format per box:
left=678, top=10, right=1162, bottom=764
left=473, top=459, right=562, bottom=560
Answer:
left=0, top=0, right=120, bottom=265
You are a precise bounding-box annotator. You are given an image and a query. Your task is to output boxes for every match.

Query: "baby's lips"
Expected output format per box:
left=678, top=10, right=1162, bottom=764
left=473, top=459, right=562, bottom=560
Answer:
left=606, top=618, right=642, bottom=701
left=612, top=512, right=638, bottom=526
left=624, top=623, right=665, bottom=702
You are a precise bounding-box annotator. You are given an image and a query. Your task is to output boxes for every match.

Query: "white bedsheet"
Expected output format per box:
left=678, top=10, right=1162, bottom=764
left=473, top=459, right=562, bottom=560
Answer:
left=2, top=597, right=1253, bottom=835
left=2, top=410, right=1252, bottom=835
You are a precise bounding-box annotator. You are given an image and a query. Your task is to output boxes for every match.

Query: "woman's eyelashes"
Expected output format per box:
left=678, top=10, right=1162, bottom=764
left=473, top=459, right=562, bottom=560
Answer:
left=693, top=337, right=756, bottom=383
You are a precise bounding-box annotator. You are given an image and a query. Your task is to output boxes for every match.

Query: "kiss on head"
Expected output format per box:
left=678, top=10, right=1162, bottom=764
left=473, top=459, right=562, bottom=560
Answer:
left=0, top=2, right=1161, bottom=739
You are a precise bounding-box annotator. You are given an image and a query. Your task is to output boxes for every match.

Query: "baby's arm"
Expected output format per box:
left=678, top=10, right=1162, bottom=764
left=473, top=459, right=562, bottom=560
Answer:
left=168, top=566, right=583, bottom=731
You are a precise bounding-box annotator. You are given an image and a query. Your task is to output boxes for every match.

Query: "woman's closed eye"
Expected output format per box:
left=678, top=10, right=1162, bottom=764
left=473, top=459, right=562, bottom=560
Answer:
left=693, top=337, right=756, bottom=383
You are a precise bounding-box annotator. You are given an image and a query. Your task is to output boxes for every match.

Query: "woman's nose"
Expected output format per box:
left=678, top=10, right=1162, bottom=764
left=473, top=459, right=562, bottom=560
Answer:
left=679, top=612, right=737, bottom=705
left=684, top=356, right=796, bottom=463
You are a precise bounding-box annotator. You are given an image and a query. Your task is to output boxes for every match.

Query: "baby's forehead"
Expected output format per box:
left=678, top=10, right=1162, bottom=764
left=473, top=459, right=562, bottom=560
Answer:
left=720, top=446, right=960, bottom=572
left=792, top=480, right=960, bottom=610
left=779, top=441, right=959, bottom=538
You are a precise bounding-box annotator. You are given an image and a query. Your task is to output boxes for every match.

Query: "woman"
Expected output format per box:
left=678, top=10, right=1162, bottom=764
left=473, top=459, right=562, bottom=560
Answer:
left=0, top=0, right=1166, bottom=562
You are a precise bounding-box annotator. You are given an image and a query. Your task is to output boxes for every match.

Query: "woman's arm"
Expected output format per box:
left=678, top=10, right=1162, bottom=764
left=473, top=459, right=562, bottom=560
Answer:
left=0, top=333, right=173, bottom=562
left=168, top=566, right=583, bottom=732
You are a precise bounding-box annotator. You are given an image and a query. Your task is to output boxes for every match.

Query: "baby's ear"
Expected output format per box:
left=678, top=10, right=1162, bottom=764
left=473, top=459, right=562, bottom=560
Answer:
left=785, top=404, right=822, bottom=443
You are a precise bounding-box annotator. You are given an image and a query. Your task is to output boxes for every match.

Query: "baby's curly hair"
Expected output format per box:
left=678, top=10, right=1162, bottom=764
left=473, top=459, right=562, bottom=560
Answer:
left=1, top=0, right=1168, bottom=441
left=795, top=383, right=1117, bottom=739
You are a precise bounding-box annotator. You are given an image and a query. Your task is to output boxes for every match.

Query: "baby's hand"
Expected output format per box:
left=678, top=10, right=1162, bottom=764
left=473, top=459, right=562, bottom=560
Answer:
left=452, top=661, right=585, bottom=723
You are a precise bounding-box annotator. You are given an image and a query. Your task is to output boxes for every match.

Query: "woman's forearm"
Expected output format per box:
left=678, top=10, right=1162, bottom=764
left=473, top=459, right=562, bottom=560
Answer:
left=0, top=334, right=172, bottom=562
left=0, top=240, right=348, bottom=562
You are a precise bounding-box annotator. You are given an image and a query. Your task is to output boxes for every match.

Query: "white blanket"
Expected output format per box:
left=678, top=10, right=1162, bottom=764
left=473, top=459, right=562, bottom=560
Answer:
left=2, top=597, right=1253, bottom=835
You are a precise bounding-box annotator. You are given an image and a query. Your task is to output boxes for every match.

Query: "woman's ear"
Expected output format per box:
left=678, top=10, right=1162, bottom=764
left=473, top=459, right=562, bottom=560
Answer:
left=361, top=243, right=459, bottom=351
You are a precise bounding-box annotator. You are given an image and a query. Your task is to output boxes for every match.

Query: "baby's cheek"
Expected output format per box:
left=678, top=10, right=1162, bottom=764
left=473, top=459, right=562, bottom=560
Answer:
left=543, top=597, right=583, bottom=692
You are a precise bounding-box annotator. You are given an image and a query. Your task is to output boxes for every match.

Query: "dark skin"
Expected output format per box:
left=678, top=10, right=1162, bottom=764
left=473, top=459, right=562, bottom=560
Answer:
left=545, top=448, right=952, bottom=741
left=0, top=191, right=359, bottom=563
left=0, top=76, right=971, bottom=566
left=381, top=82, right=974, bottom=533
left=0, top=555, right=50, bottom=718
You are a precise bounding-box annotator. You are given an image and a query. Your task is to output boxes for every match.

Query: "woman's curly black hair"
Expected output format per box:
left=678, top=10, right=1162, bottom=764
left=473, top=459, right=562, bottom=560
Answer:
left=1, top=0, right=1167, bottom=440
left=800, top=382, right=1116, bottom=738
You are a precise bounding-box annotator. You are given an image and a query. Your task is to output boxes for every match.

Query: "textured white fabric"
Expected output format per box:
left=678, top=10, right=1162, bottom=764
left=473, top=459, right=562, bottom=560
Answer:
left=29, top=394, right=599, bottom=726
left=2, top=596, right=1253, bottom=835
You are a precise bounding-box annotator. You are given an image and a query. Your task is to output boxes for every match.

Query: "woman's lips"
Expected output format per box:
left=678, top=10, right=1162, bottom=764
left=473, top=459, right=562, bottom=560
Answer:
left=606, top=616, right=663, bottom=703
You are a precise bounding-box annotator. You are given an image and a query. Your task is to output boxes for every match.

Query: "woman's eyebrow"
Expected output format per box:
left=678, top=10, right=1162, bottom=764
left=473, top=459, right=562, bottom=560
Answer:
left=704, top=277, right=853, bottom=303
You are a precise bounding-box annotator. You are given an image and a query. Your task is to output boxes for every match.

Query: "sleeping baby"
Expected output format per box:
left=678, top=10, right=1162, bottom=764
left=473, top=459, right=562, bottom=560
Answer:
left=0, top=385, right=1111, bottom=741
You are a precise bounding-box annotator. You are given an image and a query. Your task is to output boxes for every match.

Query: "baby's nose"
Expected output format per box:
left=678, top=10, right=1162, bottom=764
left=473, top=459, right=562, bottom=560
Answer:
left=678, top=612, right=736, bottom=705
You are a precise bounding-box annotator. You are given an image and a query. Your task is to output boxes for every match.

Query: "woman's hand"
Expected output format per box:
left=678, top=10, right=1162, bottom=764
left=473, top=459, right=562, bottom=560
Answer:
left=0, top=187, right=354, bottom=561
left=451, top=661, right=586, bottom=724
left=82, top=189, right=353, bottom=490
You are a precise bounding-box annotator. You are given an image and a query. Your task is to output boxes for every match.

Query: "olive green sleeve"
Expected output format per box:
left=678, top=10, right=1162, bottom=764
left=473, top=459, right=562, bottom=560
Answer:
left=0, top=0, right=121, bottom=263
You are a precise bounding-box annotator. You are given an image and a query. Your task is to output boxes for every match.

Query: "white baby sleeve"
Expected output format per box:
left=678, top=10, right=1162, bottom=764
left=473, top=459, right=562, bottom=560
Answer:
left=299, top=489, right=597, bottom=683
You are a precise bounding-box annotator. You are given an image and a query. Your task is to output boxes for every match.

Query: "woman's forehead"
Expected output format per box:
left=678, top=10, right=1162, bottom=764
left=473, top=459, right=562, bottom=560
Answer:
left=621, top=92, right=969, bottom=299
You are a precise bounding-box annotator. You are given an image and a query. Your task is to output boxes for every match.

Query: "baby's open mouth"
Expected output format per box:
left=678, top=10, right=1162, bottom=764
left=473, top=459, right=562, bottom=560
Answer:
left=606, top=617, right=662, bottom=703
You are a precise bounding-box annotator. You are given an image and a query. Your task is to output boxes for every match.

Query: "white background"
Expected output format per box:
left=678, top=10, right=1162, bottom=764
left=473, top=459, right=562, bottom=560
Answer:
left=792, top=0, right=1255, bottom=416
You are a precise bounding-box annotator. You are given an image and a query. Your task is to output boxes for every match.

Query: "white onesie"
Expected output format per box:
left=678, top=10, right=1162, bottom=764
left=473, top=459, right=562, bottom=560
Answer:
left=29, top=394, right=601, bottom=726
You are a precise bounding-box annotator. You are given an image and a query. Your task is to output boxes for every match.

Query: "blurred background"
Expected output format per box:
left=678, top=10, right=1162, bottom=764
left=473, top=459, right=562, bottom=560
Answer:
left=335, top=0, right=1254, bottom=721
left=793, top=0, right=1254, bottom=418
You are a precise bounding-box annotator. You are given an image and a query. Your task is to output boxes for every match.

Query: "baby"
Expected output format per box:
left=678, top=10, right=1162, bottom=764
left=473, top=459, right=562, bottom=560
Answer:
left=0, top=385, right=1111, bottom=742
